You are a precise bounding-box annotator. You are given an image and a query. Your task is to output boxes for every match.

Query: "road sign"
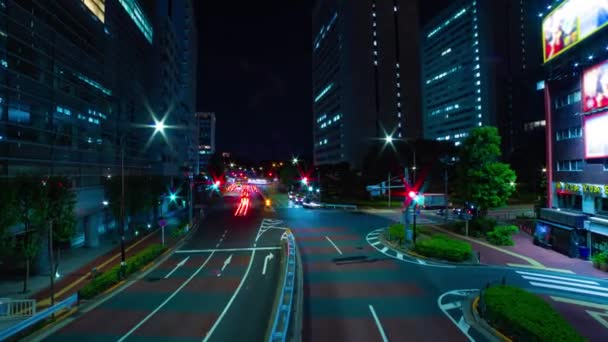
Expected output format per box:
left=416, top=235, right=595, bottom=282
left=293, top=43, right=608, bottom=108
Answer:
left=159, top=217, right=167, bottom=227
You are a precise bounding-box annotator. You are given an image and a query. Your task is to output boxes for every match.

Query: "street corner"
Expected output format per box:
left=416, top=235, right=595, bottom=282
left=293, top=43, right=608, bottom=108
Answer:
left=544, top=295, right=608, bottom=341
left=365, top=227, right=455, bottom=268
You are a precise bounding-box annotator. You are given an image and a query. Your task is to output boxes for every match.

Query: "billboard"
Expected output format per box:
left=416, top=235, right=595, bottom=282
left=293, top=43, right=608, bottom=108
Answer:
left=543, top=0, right=608, bottom=62
left=583, top=59, right=608, bottom=112
left=584, top=111, right=608, bottom=159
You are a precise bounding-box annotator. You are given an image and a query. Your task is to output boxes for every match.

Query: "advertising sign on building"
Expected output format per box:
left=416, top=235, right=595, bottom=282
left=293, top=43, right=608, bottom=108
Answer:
left=583, top=59, right=608, bottom=112
left=543, top=0, right=608, bottom=62
left=584, top=111, right=608, bottom=159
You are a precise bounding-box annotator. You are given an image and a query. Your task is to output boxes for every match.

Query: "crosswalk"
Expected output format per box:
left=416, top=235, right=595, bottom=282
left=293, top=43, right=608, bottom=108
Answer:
left=516, top=270, right=608, bottom=299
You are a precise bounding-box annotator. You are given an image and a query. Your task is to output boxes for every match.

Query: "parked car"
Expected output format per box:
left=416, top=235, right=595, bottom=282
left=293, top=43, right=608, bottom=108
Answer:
left=295, top=194, right=304, bottom=204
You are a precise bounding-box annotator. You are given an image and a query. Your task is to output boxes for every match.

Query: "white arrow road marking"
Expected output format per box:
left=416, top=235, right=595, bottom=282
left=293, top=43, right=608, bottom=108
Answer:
left=217, top=254, right=233, bottom=277
left=262, top=252, right=274, bottom=275
left=164, top=256, right=190, bottom=279
left=325, top=236, right=343, bottom=255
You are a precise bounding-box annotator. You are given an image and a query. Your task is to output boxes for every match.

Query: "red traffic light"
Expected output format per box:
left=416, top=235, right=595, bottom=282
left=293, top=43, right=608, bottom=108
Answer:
left=215, top=180, right=221, bottom=186
left=408, top=191, right=417, bottom=199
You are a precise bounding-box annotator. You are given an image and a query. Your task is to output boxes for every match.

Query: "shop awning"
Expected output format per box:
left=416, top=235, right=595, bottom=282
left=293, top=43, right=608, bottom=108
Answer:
left=537, top=219, right=575, bottom=231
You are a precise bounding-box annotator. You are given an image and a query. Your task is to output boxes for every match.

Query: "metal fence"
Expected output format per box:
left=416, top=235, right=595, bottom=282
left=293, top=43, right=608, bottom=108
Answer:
left=269, top=231, right=297, bottom=342
left=0, top=294, right=77, bottom=341
left=0, top=298, right=36, bottom=320
left=320, top=203, right=358, bottom=210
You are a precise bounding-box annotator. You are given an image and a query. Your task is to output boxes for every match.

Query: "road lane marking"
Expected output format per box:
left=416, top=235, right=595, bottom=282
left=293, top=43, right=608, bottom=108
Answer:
left=457, top=316, right=470, bottom=333
left=508, top=263, right=575, bottom=274
left=325, top=236, right=343, bottom=255
left=262, top=252, right=274, bottom=275
left=437, top=290, right=476, bottom=342
left=587, top=310, right=608, bottom=329
left=440, top=301, right=462, bottom=311
left=516, top=271, right=599, bottom=285
left=118, top=252, right=216, bottom=342
left=417, top=259, right=427, bottom=265
left=380, top=247, right=388, bottom=253
left=396, top=252, right=404, bottom=260
left=176, top=247, right=281, bottom=253
left=529, top=282, right=608, bottom=298
left=164, top=256, right=190, bottom=279
left=368, top=305, right=388, bottom=342
left=550, top=296, right=608, bottom=310
left=203, top=249, right=256, bottom=341
left=522, top=276, right=607, bottom=292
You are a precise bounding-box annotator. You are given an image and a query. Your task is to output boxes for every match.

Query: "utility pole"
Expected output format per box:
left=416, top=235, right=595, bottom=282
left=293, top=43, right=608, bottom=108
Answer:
left=48, top=220, right=55, bottom=306
left=387, top=172, right=391, bottom=208
left=403, top=166, right=410, bottom=244
left=412, top=149, right=417, bottom=185
left=120, top=137, right=127, bottom=278
left=188, top=171, right=193, bottom=228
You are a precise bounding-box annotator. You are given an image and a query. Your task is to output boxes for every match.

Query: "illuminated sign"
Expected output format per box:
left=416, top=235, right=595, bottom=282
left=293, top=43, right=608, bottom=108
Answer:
left=584, top=111, right=608, bottom=159
left=542, top=0, right=608, bottom=62
left=556, top=182, right=608, bottom=197
left=583, top=59, right=608, bottom=112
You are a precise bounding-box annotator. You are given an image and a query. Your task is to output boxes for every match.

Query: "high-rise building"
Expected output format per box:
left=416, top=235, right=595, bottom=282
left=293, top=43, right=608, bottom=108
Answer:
left=152, top=0, right=198, bottom=176
left=312, top=0, right=421, bottom=170
left=0, top=0, right=196, bottom=252
left=539, top=0, right=608, bottom=257
left=195, top=112, right=216, bottom=173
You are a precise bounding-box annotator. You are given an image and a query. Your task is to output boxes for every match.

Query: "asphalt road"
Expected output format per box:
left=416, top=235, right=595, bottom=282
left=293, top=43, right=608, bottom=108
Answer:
left=277, top=205, right=608, bottom=342
left=36, top=194, right=284, bottom=342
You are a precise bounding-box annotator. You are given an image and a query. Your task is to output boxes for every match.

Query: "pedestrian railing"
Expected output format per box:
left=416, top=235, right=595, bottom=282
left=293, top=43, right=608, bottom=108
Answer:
left=269, top=231, right=297, bottom=342
left=320, top=203, right=358, bottom=210
left=0, top=298, right=36, bottom=320
left=0, top=294, right=77, bottom=341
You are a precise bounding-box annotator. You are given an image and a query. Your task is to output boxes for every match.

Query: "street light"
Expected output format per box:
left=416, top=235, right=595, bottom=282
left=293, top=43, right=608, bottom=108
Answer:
left=385, top=135, right=393, bottom=144
left=102, top=200, right=109, bottom=206
left=292, top=157, right=299, bottom=165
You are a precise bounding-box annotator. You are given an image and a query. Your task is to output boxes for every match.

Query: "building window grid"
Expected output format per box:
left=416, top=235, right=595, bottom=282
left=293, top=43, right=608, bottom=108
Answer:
left=555, top=126, right=582, bottom=141
left=557, top=160, right=584, bottom=172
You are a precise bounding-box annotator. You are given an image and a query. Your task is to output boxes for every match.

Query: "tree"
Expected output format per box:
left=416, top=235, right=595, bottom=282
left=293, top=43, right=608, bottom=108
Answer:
left=13, top=175, right=46, bottom=293
left=455, top=127, right=517, bottom=215
left=0, top=179, right=18, bottom=261
left=40, top=176, right=77, bottom=304
left=279, top=164, right=300, bottom=188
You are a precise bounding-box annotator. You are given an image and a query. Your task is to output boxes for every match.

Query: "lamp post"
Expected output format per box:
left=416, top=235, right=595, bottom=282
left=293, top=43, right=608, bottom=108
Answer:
left=440, top=155, right=458, bottom=223
left=119, top=134, right=127, bottom=278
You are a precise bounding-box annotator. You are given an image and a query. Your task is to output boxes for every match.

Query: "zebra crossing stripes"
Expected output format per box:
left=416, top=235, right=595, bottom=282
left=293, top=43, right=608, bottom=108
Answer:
left=437, top=289, right=484, bottom=342
left=517, top=270, right=608, bottom=299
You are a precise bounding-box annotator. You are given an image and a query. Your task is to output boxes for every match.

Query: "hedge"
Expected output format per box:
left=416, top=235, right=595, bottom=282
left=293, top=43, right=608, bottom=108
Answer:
left=79, top=244, right=167, bottom=299
left=413, top=234, right=472, bottom=262
left=486, top=225, right=519, bottom=246
left=387, top=223, right=405, bottom=244
left=482, top=285, right=584, bottom=342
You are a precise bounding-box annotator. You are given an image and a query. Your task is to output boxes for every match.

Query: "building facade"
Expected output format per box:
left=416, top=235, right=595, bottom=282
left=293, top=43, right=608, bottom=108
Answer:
left=195, top=112, right=215, bottom=173
left=312, top=0, right=421, bottom=170
left=539, top=0, right=608, bottom=257
left=0, top=0, right=196, bottom=254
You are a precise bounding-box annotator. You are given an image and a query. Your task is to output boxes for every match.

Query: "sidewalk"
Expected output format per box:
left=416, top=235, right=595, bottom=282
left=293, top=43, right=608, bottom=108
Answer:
left=429, top=225, right=607, bottom=279
left=0, top=216, right=184, bottom=307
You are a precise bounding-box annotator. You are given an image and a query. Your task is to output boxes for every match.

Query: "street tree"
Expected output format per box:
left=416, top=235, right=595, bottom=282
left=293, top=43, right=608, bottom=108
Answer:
left=455, top=127, right=517, bottom=215
left=41, top=176, right=77, bottom=304
left=13, top=175, right=46, bottom=293
left=0, top=179, right=18, bottom=261
left=279, top=164, right=300, bottom=188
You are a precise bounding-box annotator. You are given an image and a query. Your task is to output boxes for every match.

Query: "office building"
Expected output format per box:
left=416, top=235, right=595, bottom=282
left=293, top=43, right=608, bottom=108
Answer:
left=312, top=0, right=422, bottom=170
left=0, top=0, right=196, bottom=256
left=538, top=0, right=608, bottom=257
left=195, top=112, right=216, bottom=173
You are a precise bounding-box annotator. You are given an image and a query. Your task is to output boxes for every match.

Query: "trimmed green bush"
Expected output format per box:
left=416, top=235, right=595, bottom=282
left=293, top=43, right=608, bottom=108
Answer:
left=387, top=223, right=405, bottom=244
left=79, top=244, right=167, bottom=300
left=483, top=285, right=584, bottom=341
left=486, top=225, right=519, bottom=246
left=413, top=235, right=472, bottom=262
left=470, top=216, right=497, bottom=235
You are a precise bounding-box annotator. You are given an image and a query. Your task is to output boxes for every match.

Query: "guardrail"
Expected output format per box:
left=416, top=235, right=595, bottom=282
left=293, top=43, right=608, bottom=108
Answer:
left=0, top=294, right=77, bottom=341
left=269, top=231, right=297, bottom=342
left=320, top=203, right=358, bottom=210
left=0, top=299, right=36, bottom=320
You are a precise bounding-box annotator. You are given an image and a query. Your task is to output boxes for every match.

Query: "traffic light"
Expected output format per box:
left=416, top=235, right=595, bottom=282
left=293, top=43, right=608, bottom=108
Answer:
left=301, top=177, right=308, bottom=185
left=408, top=191, right=420, bottom=204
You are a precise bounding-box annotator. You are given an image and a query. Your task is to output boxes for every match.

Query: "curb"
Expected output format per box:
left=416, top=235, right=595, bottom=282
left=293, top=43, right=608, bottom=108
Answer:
left=264, top=239, right=287, bottom=342
left=291, top=236, right=304, bottom=342
left=378, top=229, right=482, bottom=266
left=463, top=293, right=511, bottom=342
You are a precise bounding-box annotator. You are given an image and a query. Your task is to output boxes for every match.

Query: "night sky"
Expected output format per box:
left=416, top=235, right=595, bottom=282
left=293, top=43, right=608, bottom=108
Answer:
left=195, top=2, right=313, bottom=162
left=194, top=1, right=450, bottom=163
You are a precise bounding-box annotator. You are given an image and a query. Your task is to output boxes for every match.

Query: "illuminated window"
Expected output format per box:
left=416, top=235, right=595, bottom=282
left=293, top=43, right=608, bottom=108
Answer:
left=118, top=0, right=153, bottom=44
left=81, top=0, right=105, bottom=22
left=77, top=73, right=112, bottom=96
left=314, top=83, right=333, bottom=103
left=0, top=59, right=7, bottom=68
